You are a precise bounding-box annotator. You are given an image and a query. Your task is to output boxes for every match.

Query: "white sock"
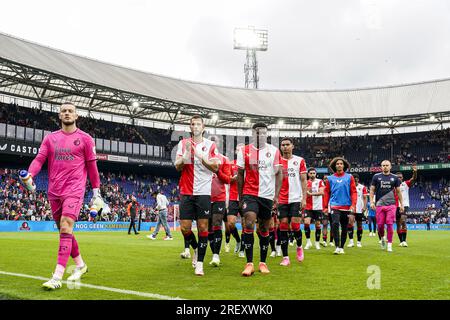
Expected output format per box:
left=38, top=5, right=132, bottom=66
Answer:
left=73, top=255, right=85, bottom=268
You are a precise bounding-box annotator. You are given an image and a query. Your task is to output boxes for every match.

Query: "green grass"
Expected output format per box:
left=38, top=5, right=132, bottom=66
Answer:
left=0, top=231, right=449, bottom=300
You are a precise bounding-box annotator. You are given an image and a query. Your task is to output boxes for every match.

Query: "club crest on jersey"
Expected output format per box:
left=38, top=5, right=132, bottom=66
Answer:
left=73, top=138, right=80, bottom=146
left=202, top=146, right=207, bottom=152
left=266, top=152, right=271, bottom=158
left=243, top=202, right=247, bottom=210
left=293, top=161, right=298, bottom=166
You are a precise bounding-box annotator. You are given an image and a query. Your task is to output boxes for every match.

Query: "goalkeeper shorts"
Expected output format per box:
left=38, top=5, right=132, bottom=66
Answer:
left=49, top=197, right=83, bottom=222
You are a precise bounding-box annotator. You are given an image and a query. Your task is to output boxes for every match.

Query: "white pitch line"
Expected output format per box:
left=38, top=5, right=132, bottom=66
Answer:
left=0, top=270, right=185, bottom=300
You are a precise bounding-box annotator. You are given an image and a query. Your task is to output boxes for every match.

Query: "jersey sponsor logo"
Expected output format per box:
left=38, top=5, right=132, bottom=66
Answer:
left=73, top=138, right=80, bottom=146
left=0, top=144, right=6, bottom=151
left=204, top=210, right=210, bottom=215
left=337, top=179, right=343, bottom=183
left=218, top=207, right=223, bottom=211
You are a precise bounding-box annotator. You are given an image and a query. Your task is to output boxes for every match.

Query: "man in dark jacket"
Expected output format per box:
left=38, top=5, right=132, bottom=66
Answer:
left=127, top=196, right=139, bottom=235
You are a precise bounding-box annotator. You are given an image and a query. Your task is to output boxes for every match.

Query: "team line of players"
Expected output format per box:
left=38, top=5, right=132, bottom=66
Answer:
left=22, top=104, right=417, bottom=289
left=175, top=116, right=417, bottom=277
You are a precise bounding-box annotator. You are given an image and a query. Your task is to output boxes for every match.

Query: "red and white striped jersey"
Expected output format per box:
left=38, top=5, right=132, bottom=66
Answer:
left=355, top=183, right=368, bottom=213
left=305, top=179, right=324, bottom=210
left=279, top=155, right=307, bottom=204
left=228, top=159, right=239, bottom=201
left=176, top=138, right=219, bottom=196
left=396, top=179, right=412, bottom=207
left=236, top=143, right=282, bottom=200
left=211, top=154, right=231, bottom=202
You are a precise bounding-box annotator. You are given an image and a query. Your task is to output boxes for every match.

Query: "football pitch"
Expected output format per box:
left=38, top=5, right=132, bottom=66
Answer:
left=0, top=230, right=449, bottom=300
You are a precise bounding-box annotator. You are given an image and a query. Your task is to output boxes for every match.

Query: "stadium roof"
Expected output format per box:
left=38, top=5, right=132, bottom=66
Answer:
left=0, top=31, right=449, bottom=131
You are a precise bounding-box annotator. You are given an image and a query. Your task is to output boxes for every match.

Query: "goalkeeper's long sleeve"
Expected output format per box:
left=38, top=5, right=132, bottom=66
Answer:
left=86, top=159, right=100, bottom=189
left=28, top=136, right=50, bottom=178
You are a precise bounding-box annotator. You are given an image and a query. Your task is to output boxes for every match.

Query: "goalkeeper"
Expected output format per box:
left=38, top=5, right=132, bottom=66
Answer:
left=20, top=102, right=102, bottom=290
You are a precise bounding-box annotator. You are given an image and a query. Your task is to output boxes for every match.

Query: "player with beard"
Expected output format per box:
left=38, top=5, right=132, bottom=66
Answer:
left=175, top=115, right=220, bottom=276
left=370, top=160, right=404, bottom=252
left=21, top=102, right=101, bottom=289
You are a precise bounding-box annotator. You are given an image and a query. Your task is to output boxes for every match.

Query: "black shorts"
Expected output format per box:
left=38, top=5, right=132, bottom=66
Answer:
left=227, top=200, right=240, bottom=216
left=211, top=201, right=227, bottom=216
left=241, top=195, right=273, bottom=220
left=355, top=212, right=364, bottom=223
left=277, top=202, right=301, bottom=219
left=179, top=195, right=211, bottom=220
left=396, top=206, right=409, bottom=221
left=304, top=210, right=323, bottom=221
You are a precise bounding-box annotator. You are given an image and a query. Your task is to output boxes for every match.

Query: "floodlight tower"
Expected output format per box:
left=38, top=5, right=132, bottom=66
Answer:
left=234, top=26, right=268, bottom=89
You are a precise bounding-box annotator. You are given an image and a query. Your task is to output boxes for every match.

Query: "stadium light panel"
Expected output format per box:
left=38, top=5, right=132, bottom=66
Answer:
left=278, top=119, right=284, bottom=126
left=430, top=115, right=436, bottom=121
left=245, top=118, right=251, bottom=124
left=212, top=114, right=219, bottom=121
left=234, top=27, right=268, bottom=51
left=131, top=101, right=140, bottom=108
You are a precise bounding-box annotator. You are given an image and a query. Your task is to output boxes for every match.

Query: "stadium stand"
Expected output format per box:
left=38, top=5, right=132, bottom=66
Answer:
left=1, top=102, right=449, bottom=168
left=0, top=168, right=179, bottom=223
left=0, top=102, right=172, bottom=146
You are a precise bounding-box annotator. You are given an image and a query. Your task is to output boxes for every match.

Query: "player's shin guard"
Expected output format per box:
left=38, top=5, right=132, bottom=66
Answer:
left=304, top=224, right=311, bottom=239
left=243, top=229, right=254, bottom=263
left=357, top=227, right=363, bottom=242
left=225, top=230, right=231, bottom=244
left=213, top=226, right=222, bottom=255
left=208, top=231, right=215, bottom=254
left=348, top=224, right=354, bottom=239
left=315, top=227, right=321, bottom=242
left=288, top=231, right=294, bottom=242
left=55, top=233, right=73, bottom=279
left=279, top=223, right=289, bottom=256
left=269, top=227, right=276, bottom=252
left=197, top=231, right=209, bottom=262
left=258, top=231, right=270, bottom=263
left=183, top=230, right=198, bottom=250
left=291, top=222, right=302, bottom=247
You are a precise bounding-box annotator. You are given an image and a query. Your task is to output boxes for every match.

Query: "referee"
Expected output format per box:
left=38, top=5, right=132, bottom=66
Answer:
left=127, top=196, right=139, bottom=235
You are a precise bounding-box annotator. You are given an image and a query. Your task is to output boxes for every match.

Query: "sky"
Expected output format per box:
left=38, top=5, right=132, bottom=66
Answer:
left=1, top=0, right=449, bottom=90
